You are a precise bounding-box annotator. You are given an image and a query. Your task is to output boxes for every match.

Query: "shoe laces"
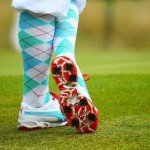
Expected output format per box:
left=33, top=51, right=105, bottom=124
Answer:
left=83, top=74, right=90, bottom=81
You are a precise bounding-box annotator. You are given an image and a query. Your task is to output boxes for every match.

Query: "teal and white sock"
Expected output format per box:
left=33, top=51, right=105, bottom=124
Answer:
left=53, top=1, right=91, bottom=100
left=19, top=11, right=56, bottom=108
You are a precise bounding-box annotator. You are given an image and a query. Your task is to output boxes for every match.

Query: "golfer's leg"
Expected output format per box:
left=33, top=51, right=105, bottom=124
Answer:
left=53, top=1, right=90, bottom=100
left=19, top=11, right=56, bottom=107
left=51, top=1, right=98, bottom=133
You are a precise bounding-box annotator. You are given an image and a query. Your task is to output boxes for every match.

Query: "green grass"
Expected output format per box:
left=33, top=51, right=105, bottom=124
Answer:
left=1, top=49, right=150, bottom=75
left=0, top=49, right=150, bottom=150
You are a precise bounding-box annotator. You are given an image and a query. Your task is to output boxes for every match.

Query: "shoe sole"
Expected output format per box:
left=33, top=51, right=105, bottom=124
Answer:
left=18, top=121, right=68, bottom=131
left=51, top=56, right=99, bottom=133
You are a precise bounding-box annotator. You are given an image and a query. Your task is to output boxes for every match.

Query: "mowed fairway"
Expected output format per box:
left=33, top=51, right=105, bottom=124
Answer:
left=0, top=49, right=150, bottom=150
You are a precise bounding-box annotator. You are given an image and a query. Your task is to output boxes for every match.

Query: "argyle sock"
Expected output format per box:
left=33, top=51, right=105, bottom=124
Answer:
left=18, top=11, right=56, bottom=107
left=53, top=1, right=91, bottom=100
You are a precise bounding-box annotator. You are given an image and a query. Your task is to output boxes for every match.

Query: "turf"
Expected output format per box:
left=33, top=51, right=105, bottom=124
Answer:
left=0, top=49, right=150, bottom=150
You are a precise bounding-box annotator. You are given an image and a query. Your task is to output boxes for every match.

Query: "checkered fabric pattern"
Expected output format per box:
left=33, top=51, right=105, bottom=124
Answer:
left=53, top=1, right=91, bottom=100
left=19, top=12, right=55, bottom=107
